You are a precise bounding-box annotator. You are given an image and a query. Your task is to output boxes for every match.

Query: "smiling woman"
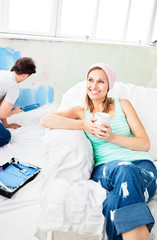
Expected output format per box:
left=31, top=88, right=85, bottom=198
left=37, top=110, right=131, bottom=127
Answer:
left=40, top=62, right=157, bottom=240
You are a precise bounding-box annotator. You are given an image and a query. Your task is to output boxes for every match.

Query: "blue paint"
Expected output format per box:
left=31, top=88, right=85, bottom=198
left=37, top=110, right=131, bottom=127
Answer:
left=0, top=47, right=21, bottom=70
left=48, top=86, right=54, bottom=103
left=35, top=86, right=47, bottom=106
left=14, top=86, right=54, bottom=108
left=15, top=89, right=34, bottom=108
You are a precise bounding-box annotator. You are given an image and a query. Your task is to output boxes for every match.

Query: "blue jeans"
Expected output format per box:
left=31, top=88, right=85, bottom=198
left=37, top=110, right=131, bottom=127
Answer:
left=91, top=160, right=157, bottom=240
left=0, top=122, right=11, bottom=147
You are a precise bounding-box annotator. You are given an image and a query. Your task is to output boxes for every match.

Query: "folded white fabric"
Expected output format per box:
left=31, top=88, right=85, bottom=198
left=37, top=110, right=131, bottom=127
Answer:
left=42, top=129, right=94, bottom=182
left=36, top=178, right=107, bottom=239
left=35, top=129, right=107, bottom=240
left=65, top=180, right=107, bottom=234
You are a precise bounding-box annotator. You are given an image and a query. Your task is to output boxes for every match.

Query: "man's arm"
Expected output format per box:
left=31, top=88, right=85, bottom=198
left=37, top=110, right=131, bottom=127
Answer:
left=1, top=118, right=8, bottom=127
left=0, top=99, right=22, bottom=129
left=1, top=118, right=21, bottom=129
left=0, top=99, right=22, bottom=119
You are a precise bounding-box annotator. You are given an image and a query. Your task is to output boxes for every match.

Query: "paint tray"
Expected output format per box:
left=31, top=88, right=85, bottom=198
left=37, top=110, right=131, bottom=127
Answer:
left=22, top=103, right=40, bottom=112
left=0, top=158, right=41, bottom=198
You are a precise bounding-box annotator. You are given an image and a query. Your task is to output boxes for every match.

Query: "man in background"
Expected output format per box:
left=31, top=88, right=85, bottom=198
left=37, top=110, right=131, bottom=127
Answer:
left=0, top=57, right=36, bottom=147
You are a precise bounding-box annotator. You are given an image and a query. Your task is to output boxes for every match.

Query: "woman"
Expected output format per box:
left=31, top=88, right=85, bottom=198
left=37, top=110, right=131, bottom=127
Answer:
left=40, top=63, right=157, bottom=240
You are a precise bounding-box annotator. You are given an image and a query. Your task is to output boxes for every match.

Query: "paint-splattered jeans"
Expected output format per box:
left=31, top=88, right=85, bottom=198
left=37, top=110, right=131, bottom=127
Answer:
left=91, top=160, right=157, bottom=240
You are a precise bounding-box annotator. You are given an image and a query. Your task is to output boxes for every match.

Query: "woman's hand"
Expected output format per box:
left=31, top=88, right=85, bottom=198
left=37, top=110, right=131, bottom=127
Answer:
left=84, top=118, right=113, bottom=141
left=94, top=123, right=113, bottom=141
left=83, top=118, right=98, bottom=135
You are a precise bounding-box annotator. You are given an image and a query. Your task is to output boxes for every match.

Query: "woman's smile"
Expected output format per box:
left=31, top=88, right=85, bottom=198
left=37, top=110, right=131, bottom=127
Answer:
left=90, top=89, right=101, bottom=95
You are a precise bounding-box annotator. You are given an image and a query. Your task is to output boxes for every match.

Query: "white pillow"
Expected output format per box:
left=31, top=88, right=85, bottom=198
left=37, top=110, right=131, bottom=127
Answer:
left=59, top=81, right=157, bottom=160
left=58, top=81, right=86, bottom=111
left=109, top=82, right=157, bottom=160
left=38, top=129, right=107, bottom=239
left=42, top=129, right=94, bottom=181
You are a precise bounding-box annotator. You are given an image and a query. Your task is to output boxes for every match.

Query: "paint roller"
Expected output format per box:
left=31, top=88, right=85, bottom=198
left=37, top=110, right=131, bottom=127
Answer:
left=20, top=103, right=40, bottom=112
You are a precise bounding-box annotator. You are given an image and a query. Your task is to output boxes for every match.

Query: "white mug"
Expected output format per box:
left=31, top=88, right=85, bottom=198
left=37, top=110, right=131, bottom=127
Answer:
left=95, top=112, right=110, bottom=125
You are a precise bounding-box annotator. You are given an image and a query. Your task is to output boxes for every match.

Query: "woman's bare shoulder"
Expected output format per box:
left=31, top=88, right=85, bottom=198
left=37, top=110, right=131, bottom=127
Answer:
left=119, top=98, right=136, bottom=118
left=119, top=98, right=133, bottom=109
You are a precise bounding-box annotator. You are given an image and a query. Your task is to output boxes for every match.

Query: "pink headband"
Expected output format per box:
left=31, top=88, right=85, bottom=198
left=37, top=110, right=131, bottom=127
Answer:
left=88, top=63, right=116, bottom=89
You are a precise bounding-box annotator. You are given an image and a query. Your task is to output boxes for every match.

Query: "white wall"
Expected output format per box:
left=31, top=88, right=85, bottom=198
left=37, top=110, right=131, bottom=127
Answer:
left=0, top=38, right=157, bottom=104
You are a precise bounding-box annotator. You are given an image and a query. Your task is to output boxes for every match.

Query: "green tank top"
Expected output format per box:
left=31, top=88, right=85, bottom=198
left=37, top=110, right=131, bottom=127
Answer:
left=84, top=98, right=153, bottom=167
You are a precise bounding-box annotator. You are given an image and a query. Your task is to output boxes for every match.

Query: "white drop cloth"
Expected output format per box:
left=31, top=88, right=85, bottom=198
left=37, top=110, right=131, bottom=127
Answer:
left=0, top=105, right=57, bottom=212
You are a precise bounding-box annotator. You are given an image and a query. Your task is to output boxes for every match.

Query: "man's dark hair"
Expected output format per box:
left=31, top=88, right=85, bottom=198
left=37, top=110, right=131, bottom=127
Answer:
left=11, top=57, right=36, bottom=75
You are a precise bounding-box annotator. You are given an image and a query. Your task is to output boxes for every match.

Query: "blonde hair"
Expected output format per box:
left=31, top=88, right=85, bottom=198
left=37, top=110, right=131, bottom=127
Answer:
left=85, top=66, right=113, bottom=113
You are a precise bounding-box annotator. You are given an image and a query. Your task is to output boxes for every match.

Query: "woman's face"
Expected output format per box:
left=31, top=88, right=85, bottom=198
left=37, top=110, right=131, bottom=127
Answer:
left=86, top=69, right=109, bottom=101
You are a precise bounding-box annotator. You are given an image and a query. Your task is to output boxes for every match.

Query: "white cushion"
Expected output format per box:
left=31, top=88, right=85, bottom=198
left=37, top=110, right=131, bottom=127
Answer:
left=42, top=129, right=94, bottom=181
left=38, top=129, right=107, bottom=238
left=58, top=81, right=86, bottom=111
left=59, top=81, right=157, bottom=160
left=109, top=82, right=157, bottom=160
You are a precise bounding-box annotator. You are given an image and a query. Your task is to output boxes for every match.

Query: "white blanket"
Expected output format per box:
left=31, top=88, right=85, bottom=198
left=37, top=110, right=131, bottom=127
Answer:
left=36, top=130, right=107, bottom=240
left=0, top=105, right=57, bottom=212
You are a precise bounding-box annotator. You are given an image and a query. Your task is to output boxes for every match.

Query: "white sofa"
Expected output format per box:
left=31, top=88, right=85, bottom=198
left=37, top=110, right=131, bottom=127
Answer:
left=36, top=81, right=157, bottom=240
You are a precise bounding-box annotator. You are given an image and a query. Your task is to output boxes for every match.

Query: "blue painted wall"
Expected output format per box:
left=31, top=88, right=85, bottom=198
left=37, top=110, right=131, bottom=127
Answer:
left=14, top=86, right=54, bottom=108
left=0, top=47, right=20, bottom=70
left=0, top=47, right=54, bottom=107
